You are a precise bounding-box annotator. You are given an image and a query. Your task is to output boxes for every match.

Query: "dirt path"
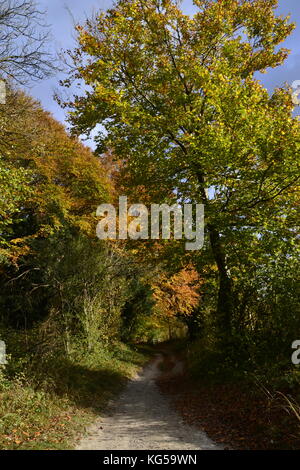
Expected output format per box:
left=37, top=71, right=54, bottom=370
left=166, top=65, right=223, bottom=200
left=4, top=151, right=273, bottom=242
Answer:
left=76, top=354, right=222, bottom=450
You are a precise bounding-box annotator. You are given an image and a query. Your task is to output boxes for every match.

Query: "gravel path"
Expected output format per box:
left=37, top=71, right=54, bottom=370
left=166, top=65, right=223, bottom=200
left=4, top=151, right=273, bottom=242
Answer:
left=76, top=354, right=221, bottom=450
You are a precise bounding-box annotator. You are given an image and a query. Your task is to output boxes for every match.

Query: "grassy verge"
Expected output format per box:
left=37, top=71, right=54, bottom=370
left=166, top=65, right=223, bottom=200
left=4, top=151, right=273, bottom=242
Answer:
left=0, top=342, right=151, bottom=450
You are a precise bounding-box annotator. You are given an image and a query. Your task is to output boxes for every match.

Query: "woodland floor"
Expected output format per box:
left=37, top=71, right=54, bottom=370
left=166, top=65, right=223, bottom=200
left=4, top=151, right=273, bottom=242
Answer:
left=157, top=351, right=300, bottom=450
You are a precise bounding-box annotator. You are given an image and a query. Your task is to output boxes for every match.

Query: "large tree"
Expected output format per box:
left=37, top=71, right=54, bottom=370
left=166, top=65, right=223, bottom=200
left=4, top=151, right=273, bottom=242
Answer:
left=63, top=0, right=299, bottom=336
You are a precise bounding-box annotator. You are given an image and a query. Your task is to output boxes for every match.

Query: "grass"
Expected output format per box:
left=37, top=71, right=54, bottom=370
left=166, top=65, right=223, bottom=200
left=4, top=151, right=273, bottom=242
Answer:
left=0, top=342, right=151, bottom=450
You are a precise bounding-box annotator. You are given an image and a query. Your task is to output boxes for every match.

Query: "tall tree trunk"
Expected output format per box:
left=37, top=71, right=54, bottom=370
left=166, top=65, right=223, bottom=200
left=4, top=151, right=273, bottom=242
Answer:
left=194, top=167, right=233, bottom=336
left=208, top=224, right=233, bottom=335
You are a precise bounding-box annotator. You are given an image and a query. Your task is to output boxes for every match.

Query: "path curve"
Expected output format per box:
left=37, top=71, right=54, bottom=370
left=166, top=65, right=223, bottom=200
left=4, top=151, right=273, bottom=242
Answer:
left=76, top=354, right=221, bottom=450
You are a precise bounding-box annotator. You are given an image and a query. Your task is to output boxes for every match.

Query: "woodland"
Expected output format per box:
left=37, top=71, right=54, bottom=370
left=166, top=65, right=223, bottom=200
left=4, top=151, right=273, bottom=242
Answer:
left=0, top=0, right=299, bottom=450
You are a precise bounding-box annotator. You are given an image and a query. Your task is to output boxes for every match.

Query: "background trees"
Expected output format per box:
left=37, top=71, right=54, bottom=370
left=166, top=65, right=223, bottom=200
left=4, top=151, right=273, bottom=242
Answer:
left=0, top=89, right=110, bottom=262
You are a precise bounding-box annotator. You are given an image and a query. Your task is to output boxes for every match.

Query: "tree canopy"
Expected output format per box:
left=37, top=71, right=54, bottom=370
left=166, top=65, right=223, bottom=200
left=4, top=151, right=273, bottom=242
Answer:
left=63, top=0, right=299, bottom=337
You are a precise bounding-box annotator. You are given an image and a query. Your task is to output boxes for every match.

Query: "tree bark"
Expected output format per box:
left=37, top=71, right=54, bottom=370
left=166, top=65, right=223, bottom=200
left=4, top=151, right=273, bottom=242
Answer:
left=193, top=167, right=233, bottom=336
left=207, top=223, right=233, bottom=335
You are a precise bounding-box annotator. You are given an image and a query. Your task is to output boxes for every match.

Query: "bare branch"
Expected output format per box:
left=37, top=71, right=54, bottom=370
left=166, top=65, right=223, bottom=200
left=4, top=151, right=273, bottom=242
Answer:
left=0, top=0, right=56, bottom=84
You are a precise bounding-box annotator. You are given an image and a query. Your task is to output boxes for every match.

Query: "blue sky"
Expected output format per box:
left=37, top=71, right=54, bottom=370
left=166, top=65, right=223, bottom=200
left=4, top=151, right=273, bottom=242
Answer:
left=30, top=0, right=300, bottom=141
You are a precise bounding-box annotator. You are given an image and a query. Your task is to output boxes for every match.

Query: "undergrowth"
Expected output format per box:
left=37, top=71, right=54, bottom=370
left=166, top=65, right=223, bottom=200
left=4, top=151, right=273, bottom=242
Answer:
left=0, top=342, right=150, bottom=450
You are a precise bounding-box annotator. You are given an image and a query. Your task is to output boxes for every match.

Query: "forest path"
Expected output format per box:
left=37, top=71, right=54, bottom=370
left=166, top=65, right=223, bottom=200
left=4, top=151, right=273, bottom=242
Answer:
left=76, top=353, right=221, bottom=450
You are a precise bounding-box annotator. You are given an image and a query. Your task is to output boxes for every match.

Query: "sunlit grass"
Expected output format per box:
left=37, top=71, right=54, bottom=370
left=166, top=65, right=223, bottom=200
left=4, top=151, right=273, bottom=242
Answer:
left=0, top=343, right=149, bottom=450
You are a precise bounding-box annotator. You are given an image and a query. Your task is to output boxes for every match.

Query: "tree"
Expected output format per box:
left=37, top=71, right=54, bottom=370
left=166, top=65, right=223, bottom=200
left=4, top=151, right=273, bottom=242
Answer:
left=63, top=0, right=299, bottom=337
left=152, top=265, right=202, bottom=339
left=153, top=265, right=200, bottom=318
left=0, top=0, right=54, bottom=83
left=0, top=88, right=110, bottom=262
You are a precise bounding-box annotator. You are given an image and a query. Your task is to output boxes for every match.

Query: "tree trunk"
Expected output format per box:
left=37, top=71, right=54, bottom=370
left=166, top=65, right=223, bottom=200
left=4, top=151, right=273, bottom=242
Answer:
left=207, top=223, right=233, bottom=336
left=183, top=308, right=204, bottom=341
left=193, top=168, right=233, bottom=335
